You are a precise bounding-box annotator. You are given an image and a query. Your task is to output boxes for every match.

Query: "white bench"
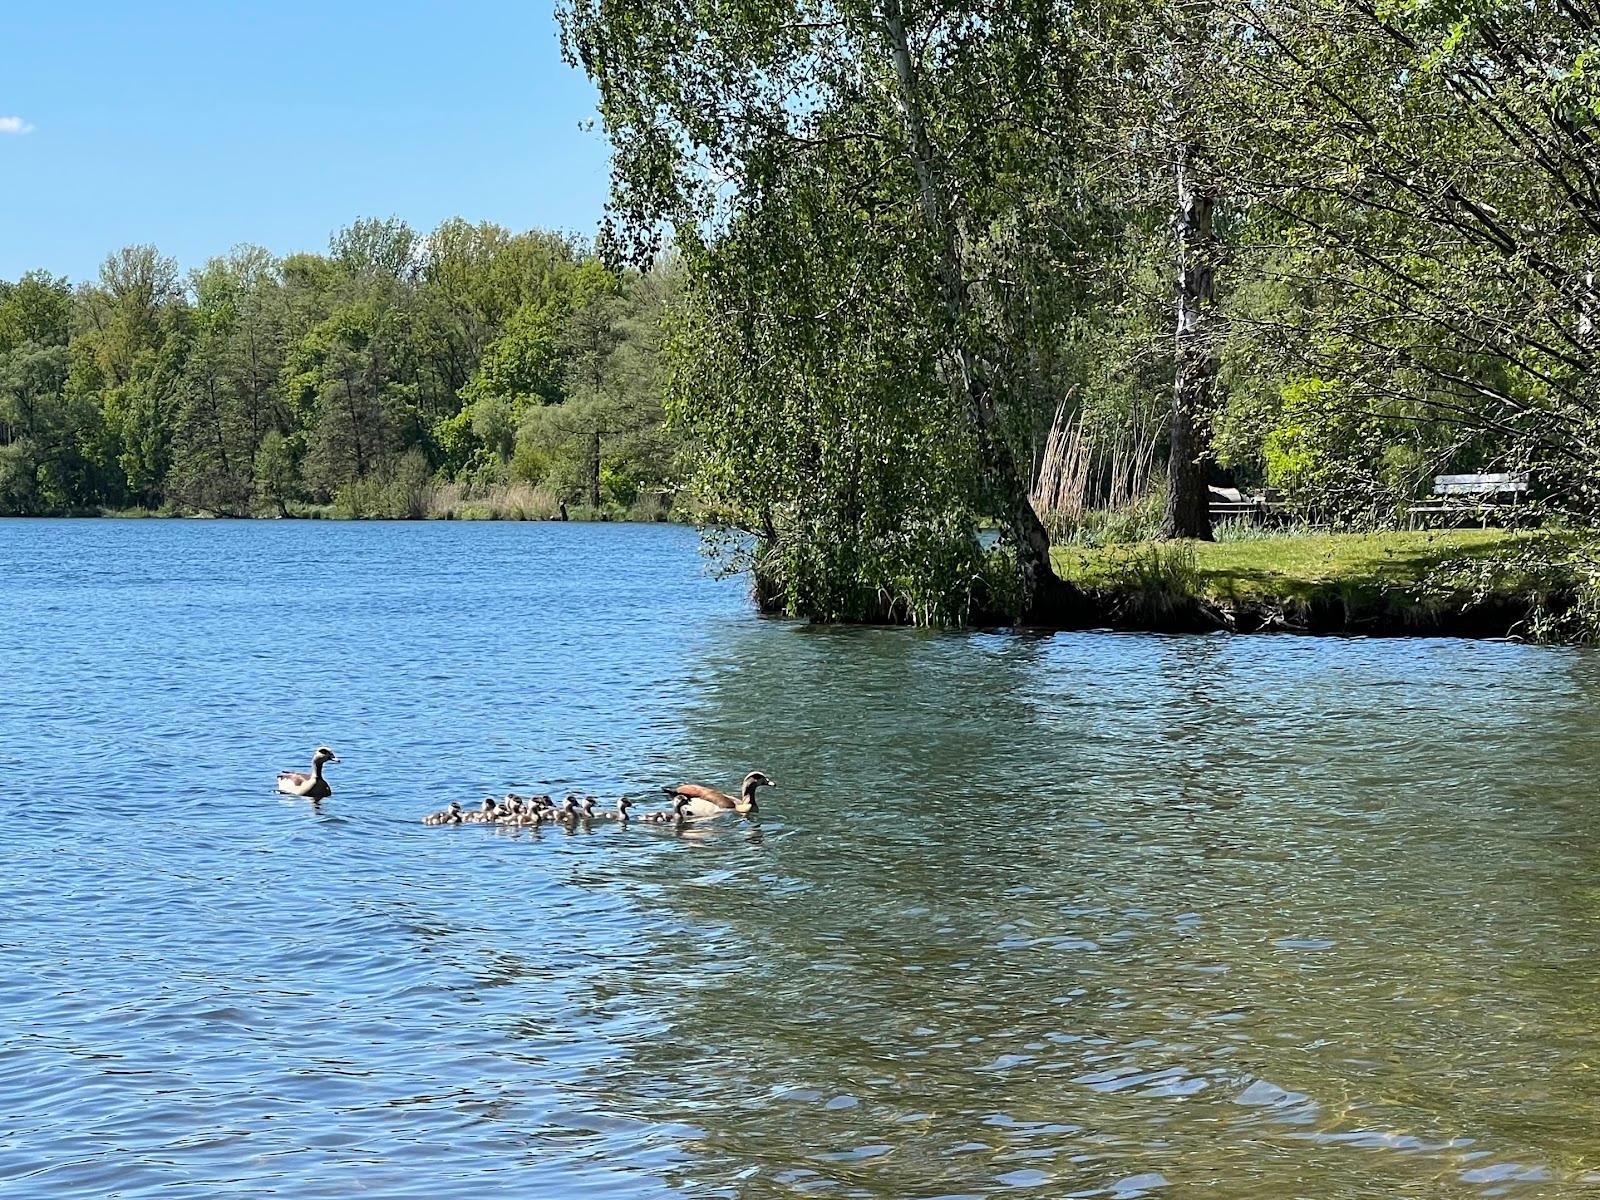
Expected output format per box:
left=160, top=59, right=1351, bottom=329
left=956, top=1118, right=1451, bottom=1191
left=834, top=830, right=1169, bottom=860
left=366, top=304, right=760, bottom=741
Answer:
left=1408, top=472, right=1531, bottom=528
left=1208, top=486, right=1272, bottom=524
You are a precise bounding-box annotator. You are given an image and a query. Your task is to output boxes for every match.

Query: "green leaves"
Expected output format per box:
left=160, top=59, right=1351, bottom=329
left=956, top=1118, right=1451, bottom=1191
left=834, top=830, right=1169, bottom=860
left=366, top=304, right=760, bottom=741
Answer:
left=563, top=0, right=1113, bottom=620
left=463, top=300, right=568, bottom=412
left=0, top=213, right=688, bottom=517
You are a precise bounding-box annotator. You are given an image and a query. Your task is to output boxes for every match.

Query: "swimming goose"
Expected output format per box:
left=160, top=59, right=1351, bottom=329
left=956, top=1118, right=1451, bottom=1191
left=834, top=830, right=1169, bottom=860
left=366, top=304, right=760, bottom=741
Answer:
left=276, top=747, right=340, bottom=799
left=423, top=800, right=463, bottom=826
left=605, top=795, right=635, bottom=822
left=463, top=797, right=500, bottom=824
left=661, top=771, right=775, bottom=817
left=580, top=795, right=598, bottom=820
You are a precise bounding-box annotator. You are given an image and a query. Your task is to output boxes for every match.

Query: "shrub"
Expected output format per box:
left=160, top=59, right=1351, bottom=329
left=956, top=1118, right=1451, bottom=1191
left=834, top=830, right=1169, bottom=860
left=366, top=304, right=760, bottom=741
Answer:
left=333, top=450, right=432, bottom=519
left=1055, top=487, right=1168, bottom=547
left=1264, top=378, right=1404, bottom=526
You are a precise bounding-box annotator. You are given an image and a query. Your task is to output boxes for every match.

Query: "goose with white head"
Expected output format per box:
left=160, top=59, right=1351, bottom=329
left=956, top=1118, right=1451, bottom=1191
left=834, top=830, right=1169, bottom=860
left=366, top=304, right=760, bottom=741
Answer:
left=276, top=747, right=340, bottom=800
left=661, top=771, right=776, bottom=818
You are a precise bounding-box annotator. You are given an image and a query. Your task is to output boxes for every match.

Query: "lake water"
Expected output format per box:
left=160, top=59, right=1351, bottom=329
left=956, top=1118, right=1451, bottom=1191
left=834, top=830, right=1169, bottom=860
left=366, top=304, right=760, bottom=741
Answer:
left=2, top=518, right=1599, bottom=1198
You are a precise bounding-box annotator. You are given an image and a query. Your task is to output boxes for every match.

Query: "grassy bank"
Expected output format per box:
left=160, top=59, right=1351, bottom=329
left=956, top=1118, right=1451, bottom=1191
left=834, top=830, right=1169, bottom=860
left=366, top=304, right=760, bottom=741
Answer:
left=1053, top=529, right=1590, bottom=639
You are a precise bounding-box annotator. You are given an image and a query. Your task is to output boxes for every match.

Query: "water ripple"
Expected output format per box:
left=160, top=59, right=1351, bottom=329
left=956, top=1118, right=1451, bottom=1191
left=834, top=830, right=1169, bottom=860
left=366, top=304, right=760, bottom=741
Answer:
left=2, top=519, right=1599, bottom=1197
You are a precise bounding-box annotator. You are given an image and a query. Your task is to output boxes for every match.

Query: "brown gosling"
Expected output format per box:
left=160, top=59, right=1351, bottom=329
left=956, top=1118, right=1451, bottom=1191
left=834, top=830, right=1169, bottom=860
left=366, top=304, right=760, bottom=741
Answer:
left=643, top=797, right=692, bottom=825
left=422, top=800, right=463, bottom=826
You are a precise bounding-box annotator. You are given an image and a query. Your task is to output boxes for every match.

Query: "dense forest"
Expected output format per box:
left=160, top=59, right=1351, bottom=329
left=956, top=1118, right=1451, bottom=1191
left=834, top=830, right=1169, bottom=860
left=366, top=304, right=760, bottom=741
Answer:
left=0, top=221, right=684, bottom=520
left=560, top=0, right=1600, bottom=624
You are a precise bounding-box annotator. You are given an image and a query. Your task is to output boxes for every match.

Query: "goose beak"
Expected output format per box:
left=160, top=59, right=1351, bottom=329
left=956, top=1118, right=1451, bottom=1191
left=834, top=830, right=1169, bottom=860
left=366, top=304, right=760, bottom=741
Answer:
left=328, top=755, right=341, bottom=764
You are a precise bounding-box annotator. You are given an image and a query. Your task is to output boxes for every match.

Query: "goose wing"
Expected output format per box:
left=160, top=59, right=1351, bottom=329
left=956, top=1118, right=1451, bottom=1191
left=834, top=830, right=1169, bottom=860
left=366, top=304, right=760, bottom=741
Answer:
left=664, top=783, right=735, bottom=807
left=684, top=796, right=733, bottom=818
left=276, top=771, right=310, bottom=795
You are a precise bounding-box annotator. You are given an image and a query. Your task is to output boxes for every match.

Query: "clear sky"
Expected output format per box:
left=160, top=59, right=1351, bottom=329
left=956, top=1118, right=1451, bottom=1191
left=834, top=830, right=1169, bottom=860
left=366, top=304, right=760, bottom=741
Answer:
left=0, top=1, right=612, bottom=282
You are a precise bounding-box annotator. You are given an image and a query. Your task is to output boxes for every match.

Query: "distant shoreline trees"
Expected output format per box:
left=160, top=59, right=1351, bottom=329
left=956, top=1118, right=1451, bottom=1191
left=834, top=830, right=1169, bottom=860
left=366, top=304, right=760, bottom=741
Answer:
left=0, top=220, right=687, bottom=520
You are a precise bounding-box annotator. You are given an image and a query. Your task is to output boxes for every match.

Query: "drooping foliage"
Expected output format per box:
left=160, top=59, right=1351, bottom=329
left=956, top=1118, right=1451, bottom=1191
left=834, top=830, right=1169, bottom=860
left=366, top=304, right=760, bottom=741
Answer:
left=562, top=0, right=1111, bottom=622
left=668, top=172, right=998, bottom=623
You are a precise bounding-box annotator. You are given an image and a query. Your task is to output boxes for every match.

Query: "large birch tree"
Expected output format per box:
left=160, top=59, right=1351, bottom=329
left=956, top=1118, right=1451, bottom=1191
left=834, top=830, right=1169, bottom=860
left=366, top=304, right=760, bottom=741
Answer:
left=561, top=0, right=1098, bottom=622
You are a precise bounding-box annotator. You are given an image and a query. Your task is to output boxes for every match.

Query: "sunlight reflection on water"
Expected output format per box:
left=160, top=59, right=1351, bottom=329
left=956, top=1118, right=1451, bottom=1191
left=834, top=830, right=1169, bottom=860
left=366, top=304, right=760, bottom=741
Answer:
left=2, top=518, right=1599, bottom=1198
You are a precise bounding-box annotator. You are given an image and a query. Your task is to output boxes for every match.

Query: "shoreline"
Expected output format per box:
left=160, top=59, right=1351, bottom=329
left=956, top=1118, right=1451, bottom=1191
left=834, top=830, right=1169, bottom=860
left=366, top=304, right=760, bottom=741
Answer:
left=5, top=516, right=1581, bottom=642
left=761, top=530, right=1585, bottom=643
left=1061, top=589, right=1558, bottom=641
left=10, top=507, right=692, bottom=525
left=773, top=591, right=1570, bottom=642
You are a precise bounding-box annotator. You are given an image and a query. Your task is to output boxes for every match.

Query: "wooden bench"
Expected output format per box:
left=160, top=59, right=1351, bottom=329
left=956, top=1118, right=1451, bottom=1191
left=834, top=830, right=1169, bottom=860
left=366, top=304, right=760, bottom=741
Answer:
left=1408, top=472, right=1531, bottom=528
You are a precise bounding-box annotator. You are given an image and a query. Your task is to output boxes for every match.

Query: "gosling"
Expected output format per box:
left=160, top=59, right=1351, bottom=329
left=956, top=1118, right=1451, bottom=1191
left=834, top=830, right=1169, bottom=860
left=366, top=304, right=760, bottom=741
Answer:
left=642, top=797, right=692, bottom=825
left=604, top=796, right=635, bottom=823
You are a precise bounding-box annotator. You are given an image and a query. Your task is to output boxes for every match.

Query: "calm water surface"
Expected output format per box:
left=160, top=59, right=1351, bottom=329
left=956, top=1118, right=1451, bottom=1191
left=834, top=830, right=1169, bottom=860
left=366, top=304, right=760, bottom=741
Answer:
left=2, top=519, right=1599, bottom=1198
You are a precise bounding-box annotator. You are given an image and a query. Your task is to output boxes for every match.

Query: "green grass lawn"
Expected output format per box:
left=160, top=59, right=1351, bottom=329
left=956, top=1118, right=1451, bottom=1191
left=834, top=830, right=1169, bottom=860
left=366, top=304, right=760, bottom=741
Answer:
left=1053, top=528, right=1554, bottom=605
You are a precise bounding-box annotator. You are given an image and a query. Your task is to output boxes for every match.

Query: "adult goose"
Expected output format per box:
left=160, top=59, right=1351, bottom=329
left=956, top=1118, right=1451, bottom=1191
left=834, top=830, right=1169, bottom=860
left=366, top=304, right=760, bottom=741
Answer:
left=661, top=771, right=775, bottom=818
left=277, top=747, right=339, bottom=800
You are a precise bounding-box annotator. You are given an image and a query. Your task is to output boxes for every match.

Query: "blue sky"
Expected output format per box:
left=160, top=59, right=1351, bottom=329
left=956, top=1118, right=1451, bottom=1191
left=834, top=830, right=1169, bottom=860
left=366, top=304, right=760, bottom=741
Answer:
left=0, top=1, right=613, bottom=282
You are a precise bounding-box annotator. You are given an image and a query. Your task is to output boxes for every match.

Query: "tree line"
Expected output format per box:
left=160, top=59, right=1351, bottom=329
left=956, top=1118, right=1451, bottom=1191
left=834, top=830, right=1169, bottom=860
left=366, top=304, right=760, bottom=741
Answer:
left=561, top=0, right=1600, bottom=623
left=0, top=220, right=684, bottom=519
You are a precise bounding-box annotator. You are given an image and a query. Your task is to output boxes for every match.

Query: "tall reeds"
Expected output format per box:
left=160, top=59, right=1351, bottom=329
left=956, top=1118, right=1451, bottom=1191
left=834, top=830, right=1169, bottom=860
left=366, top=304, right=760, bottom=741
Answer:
left=425, top=481, right=561, bottom=520
left=1031, top=400, right=1162, bottom=538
